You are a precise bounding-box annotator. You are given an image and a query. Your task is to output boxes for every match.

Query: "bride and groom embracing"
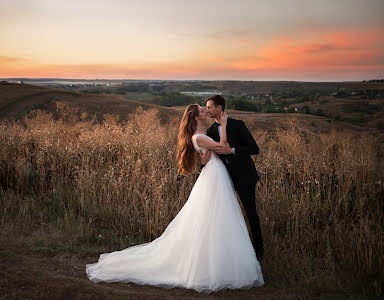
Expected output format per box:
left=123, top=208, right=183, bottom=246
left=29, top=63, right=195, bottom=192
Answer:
left=86, top=95, right=265, bottom=293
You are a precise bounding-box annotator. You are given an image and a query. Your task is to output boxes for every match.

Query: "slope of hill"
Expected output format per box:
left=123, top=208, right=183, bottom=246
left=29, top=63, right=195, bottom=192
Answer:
left=0, top=82, right=177, bottom=123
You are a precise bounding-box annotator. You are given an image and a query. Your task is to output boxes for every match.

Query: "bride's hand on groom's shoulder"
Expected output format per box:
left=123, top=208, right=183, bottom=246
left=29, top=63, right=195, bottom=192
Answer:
left=217, top=112, right=228, bottom=125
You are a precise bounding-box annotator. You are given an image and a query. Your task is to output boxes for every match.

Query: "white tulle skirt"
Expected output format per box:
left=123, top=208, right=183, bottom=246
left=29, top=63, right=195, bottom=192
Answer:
left=86, top=154, right=264, bottom=293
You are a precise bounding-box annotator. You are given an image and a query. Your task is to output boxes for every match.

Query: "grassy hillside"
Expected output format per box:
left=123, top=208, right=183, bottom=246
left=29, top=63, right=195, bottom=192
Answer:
left=0, top=81, right=177, bottom=123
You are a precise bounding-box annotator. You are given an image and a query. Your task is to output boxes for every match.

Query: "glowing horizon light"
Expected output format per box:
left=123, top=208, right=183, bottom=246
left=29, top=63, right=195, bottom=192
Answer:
left=0, top=0, right=383, bottom=81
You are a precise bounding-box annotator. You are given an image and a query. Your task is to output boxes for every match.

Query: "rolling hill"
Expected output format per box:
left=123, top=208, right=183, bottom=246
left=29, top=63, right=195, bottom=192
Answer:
left=1, top=81, right=383, bottom=149
left=0, top=81, right=177, bottom=123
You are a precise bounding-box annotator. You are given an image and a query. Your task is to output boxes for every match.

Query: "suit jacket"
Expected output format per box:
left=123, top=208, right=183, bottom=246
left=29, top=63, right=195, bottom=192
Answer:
left=206, top=118, right=260, bottom=187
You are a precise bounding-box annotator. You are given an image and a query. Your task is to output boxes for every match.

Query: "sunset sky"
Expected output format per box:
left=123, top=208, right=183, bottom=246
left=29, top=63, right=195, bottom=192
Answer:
left=1, top=0, right=383, bottom=81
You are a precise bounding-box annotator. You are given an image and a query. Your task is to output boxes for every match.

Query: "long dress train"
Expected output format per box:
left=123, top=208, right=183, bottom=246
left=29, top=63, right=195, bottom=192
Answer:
left=86, top=133, right=264, bottom=293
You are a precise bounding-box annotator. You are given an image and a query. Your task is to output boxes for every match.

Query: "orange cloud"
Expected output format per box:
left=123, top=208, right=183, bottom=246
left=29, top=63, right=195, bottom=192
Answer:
left=289, top=43, right=335, bottom=54
left=231, top=29, right=384, bottom=73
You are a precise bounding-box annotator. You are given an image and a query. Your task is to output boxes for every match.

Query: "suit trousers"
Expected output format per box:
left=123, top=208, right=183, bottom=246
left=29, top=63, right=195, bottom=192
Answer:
left=236, top=184, right=264, bottom=253
left=225, top=162, right=264, bottom=254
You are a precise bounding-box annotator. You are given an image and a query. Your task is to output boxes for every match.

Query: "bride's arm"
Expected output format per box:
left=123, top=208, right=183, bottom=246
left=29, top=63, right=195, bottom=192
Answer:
left=196, top=135, right=223, bottom=152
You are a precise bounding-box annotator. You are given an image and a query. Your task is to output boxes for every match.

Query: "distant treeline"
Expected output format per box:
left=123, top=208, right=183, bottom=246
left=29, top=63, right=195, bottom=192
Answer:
left=364, top=79, right=384, bottom=82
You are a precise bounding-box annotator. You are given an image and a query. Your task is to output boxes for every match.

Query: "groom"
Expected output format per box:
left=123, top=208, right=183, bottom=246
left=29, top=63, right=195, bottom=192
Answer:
left=201, top=95, right=264, bottom=261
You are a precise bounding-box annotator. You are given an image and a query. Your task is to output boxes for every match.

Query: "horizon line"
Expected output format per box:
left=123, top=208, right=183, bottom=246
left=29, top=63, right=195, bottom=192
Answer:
left=1, top=77, right=382, bottom=83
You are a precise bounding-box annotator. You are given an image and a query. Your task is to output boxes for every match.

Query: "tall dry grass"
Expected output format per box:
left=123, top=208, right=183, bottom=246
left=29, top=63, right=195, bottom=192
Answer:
left=0, top=104, right=383, bottom=295
left=253, top=120, right=384, bottom=294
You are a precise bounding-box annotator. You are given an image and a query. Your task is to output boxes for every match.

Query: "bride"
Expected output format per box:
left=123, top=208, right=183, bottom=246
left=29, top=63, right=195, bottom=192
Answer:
left=86, top=104, right=264, bottom=293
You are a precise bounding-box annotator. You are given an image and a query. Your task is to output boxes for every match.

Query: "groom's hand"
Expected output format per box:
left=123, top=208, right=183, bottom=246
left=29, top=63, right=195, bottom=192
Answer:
left=200, top=150, right=212, bottom=165
left=214, top=142, right=232, bottom=154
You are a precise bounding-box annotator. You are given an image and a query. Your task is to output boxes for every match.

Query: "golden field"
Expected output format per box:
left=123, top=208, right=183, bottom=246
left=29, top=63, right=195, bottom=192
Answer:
left=1, top=101, right=383, bottom=297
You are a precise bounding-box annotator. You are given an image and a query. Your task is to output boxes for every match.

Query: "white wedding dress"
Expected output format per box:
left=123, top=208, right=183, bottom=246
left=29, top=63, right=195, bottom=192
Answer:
left=86, top=133, right=264, bottom=293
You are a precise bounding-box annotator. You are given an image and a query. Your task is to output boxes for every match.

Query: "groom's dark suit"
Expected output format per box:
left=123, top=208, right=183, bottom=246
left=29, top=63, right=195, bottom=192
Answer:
left=206, top=118, right=264, bottom=259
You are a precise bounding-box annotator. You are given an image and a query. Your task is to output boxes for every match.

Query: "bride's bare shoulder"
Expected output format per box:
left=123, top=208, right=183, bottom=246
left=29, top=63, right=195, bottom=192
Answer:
left=194, top=133, right=208, bottom=140
left=195, top=134, right=216, bottom=148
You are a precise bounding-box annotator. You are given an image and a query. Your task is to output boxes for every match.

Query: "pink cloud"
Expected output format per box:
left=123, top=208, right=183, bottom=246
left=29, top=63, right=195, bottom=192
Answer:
left=291, top=43, right=335, bottom=54
left=230, top=29, right=384, bottom=74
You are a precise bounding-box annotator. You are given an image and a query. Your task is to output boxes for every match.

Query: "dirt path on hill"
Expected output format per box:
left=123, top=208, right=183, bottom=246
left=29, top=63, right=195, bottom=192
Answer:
left=0, top=239, right=330, bottom=300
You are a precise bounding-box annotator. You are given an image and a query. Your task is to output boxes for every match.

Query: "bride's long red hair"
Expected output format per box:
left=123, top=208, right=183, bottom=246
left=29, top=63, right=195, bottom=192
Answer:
left=177, top=104, right=200, bottom=175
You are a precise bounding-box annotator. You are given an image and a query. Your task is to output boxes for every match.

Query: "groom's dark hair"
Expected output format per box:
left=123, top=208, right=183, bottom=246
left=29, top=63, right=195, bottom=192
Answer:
left=207, top=95, right=225, bottom=111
